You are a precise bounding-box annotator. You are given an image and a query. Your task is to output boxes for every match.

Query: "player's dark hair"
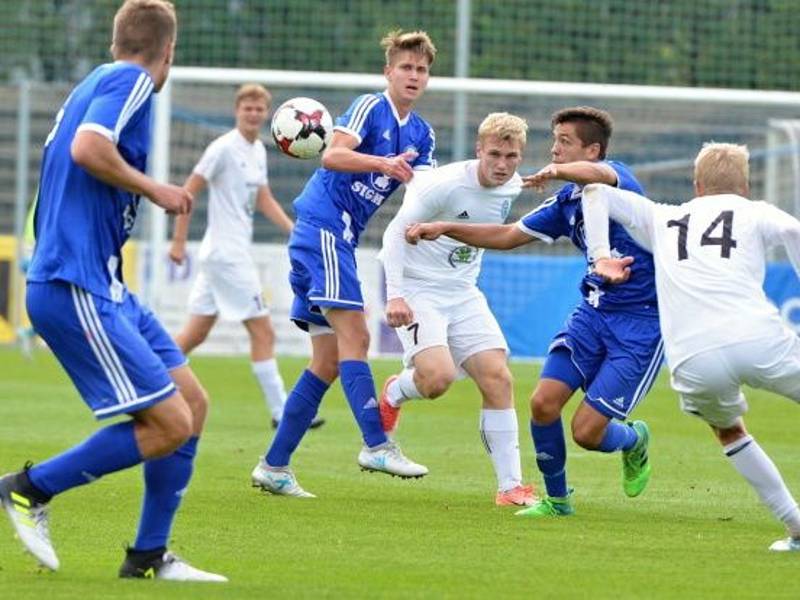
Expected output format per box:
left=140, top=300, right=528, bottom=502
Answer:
left=111, top=0, right=177, bottom=64
left=551, top=106, right=613, bottom=159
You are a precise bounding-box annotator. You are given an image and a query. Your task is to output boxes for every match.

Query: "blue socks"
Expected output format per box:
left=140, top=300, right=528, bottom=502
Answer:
left=265, top=362, right=386, bottom=465
left=26, top=420, right=203, bottom=553
left=531, top=418, right=568, bottom=498
left=266, top=370, right=328, bottom=467
left=134, top=436, right=199, bottom=552
left=339, top=360, right=387, bottom=448
left=596, top=420, right=639, bottom=453
left=531, top=418, right=639, bottom=499
left=28, top=421, right=142, bottom=497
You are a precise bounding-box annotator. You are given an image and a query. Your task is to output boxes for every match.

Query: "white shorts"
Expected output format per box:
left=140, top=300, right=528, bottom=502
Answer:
left=187, top=258, right=269, bottom=322
left=395, top=285, right=507, bottom=370
left=671, top=330, right=800, bottom=428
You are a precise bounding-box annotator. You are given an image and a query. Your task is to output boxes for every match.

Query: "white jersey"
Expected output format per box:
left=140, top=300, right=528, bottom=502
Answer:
left=582, top=185, right=800, bottom=369
left=379, top=160, right=522, bottom=298
left=194, top=128, right=268, bottom=262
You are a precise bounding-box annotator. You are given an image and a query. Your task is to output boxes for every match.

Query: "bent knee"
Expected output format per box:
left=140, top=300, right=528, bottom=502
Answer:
left=531, top=391, right=560, bottom=423
left=713, top=419, right=748, bottom=446
left=151, top=411, right=193, bottom=455
left=418, top=370, right=456, bottom=399
left=310, top=356, right=339, bottom=383
left=182, top=381, right=210, bottom=412
left=571, top=422, right=601, bottom=449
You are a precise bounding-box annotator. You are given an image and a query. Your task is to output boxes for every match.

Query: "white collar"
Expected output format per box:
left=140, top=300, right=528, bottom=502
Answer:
left=382, top=91, right=410, bottom=126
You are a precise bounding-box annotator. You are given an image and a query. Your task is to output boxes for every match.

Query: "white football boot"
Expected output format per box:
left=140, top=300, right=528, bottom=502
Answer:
left=0, top=471, right=59, bottom=571
left=251, top=459, right=316, bottom=498
left=769, top=537, right=800, bottom=552
left=119, top=548, right=227, bottom=582
left=357, top=440, right=428, bottom=478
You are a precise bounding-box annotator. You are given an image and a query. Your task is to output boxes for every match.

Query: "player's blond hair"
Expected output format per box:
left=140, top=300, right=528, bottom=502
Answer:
left=478, top=112, right=528, bottom=148
left=381, top=29, right=437, bottom=66
left=111, top=0, right=176, bottom=63
left=694, top=142, right=749, bottom=196
left=235, top=84, right=272, bottom=108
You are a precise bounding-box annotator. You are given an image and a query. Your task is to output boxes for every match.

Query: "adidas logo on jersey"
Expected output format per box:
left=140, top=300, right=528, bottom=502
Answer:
left=457, top=210, right=470, bottom=219
left=382, top=129, right=392, bottom=141
left=363, top=397, right=378, bottom=410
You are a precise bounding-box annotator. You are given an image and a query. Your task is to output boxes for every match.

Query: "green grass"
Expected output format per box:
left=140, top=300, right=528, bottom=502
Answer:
left=0, top=347, right=797, bottom=598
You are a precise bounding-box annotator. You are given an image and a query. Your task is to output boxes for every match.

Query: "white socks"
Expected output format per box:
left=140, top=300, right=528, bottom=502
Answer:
left=725, top=435, right=800, bottom=537
left=480, top=409, right=523, bottom=492
left=251, top=359, right=287, bottom=421
left=386, top=368, right=422, bottom=407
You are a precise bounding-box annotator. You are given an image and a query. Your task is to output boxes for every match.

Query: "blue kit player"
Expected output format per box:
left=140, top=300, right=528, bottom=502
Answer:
left=406, top=106, right=661, bottom=517
left=0, top=0, right=225, bottom=582
left=251, top=30, right=438, bottom=497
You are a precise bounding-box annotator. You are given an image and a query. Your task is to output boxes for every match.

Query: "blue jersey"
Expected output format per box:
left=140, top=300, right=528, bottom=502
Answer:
left=28, top=61, right=155, bottom=302
left=293, top=92, right=435, bottom=245
left=519, top=161, right=657, bottom=314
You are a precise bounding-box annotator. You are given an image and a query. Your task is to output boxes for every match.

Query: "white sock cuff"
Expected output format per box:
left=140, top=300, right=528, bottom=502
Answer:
left=723, top=434, right=754, bottom=457
left=480, top=408, right=518, bottom=432
left=252, top=358, right=279, bottom=375
left=397, top=368, right=421, bottom=399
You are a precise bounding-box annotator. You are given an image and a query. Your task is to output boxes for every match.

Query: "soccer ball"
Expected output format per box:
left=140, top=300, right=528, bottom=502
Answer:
left=270, top=97, right=333, bottom=159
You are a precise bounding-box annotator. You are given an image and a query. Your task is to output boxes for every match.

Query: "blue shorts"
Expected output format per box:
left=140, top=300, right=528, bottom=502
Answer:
left=541, top=303, right=664, bottom=420
left=27, top=280, right=186, bottom=419
left=288, top=220, right=364, bottom=330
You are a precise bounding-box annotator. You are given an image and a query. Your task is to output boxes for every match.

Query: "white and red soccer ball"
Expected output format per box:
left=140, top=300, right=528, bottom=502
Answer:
left=270, top=97, right=333, bottom=159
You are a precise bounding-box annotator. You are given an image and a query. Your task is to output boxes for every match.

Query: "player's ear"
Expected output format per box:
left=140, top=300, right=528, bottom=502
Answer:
left=475, top=140, right=482, bottom=159
left=164, top=40, right=175, bottom=66
left=694, top=179, right=703, bottom=196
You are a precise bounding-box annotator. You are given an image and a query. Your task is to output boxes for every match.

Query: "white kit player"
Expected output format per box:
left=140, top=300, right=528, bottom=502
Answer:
left=379, top=112, right=535, bottom=507
left=581, top=142, right=800, bottom=551
left=170, top=84, right=324, bottom=430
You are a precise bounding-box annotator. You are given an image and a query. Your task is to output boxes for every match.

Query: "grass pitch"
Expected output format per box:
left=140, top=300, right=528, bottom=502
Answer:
left=0, top=347, right=797, bottom=598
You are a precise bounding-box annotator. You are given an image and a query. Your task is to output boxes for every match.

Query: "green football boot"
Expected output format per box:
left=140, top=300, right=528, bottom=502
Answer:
left=622, top=420, right=651, bottom=497
left=515, top=489, right=574, bottom=518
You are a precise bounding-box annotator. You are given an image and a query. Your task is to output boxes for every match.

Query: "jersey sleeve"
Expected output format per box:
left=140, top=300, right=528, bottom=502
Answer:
left=412, top=125, right=436, bottom=171
left=757, top=202, right=800, bottom=278
left=607, top=160, right=645, bottom=194
left=193, top=139, right=224, bottom=182
left=380, top=172, right=447, bottom=298
left=516, top=194, right=568, bottom=243
left=78, top=67, right=154, bottom=145
left=333, top=94, right=381, bottom=145
left=582, top=183, right=656, bottom=260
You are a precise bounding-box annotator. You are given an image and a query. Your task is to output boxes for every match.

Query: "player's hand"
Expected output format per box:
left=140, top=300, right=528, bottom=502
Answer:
left=385, top=297, right=414, bottom=328
left=522, top=164, right=559, bottom=192
left=592, top=256, right=634, bottom=284
left=152, top=183, right=193, bottom=215
left=169, top=240, right=186, bottom=265
left=405, top=222, right=447, bottom=244
left=381, top=150, right=418, bottom=184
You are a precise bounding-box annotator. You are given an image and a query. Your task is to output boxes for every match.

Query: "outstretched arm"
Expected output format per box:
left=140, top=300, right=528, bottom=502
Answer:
left=523, top=161, right=618, bottom=191
left=406, top=221, right=533, bottom=250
